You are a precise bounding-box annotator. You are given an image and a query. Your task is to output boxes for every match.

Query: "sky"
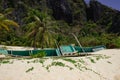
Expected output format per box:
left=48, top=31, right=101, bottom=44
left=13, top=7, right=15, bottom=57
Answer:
left=84, top=0, right=120, bottom=11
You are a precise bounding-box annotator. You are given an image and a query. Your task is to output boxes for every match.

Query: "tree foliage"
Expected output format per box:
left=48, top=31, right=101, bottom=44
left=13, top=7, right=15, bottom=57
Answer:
left=0, top=0, right=120, bottom=48
left=0, top=13, right=19, bottom=31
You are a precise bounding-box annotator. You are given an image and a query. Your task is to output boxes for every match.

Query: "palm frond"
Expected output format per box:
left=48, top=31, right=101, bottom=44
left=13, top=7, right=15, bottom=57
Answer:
left=0, top=13, right=4, bottom=16
left=3, top=20, right=19, bottom=27
left=4, top=8, right=14, bottom=15
left=34, top=15, right=41, bottom=22
left=27, top=30, right=36, bottom=37
left=0, top=23, right=9, bottom=31
left=26, top=22, right=36, bottom=31
left=0, top=14, right=5, bottom=21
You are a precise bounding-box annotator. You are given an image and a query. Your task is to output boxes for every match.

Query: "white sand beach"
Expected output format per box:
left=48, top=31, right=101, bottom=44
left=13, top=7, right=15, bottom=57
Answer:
left=0, top=49, right=120, bottom=80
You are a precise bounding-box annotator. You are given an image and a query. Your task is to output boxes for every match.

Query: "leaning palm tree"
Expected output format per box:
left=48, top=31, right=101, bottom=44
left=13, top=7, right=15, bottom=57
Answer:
left=0, top=13, right=19, bottom=31
left=25, top=9, right=55, bottom=49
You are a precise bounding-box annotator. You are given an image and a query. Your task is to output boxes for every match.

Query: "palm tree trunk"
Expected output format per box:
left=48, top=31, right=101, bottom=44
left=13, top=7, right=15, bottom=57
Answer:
left=33, top=33, right=36, bottom=50
left=40, top=24, right=46, bottom=49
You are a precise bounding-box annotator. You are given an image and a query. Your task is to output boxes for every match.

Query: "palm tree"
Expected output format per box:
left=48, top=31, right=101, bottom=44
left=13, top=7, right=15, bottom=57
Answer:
left=0, top=13, right=19, bottom=31
left=25, top=9, right=55, bottom=49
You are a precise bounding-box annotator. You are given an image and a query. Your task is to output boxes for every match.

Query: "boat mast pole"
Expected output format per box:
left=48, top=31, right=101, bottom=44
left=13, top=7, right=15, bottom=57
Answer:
left=71, top=33, right=85, bottom=53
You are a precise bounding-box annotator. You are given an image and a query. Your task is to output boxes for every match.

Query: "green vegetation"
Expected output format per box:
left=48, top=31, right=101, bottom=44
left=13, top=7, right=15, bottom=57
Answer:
left=107, top=61, right=112, bottom=64
left=26, top=67, right=34, bottom=73
left=93, top=54, right=111, bottom=60
left=45, top=61, right=73, bottom=72
left=39, top=58, right=46, bottom=67
left=63, top=58, right=76, bottom=64
left=0, top=60, right=10, bottom=64
left=0, top=60, right=13, bottom=64
left=78, top=59, right=85, bottom=64
left=30, top=51, right=46, bottom=58
left=0, top=13, right=19, bottom=31
left=51, top=61, right=65, bottom=67
left=24, top=8, right=56, bottom=48
left=86, top=54, right=111, bottom=64
left=89, top=58, right=96, bottom=63
left=0, top=0, right=120, bottom=49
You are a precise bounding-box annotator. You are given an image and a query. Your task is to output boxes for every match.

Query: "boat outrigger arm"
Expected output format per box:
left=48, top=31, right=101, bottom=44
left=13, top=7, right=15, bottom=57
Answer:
left=70, top=33, right=85, bottom=53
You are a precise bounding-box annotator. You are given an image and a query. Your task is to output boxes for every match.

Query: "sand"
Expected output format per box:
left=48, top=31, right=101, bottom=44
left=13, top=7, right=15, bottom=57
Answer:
left=0, top=49, right=120, bottom=80
left=0, top=54, right=5, bottom=58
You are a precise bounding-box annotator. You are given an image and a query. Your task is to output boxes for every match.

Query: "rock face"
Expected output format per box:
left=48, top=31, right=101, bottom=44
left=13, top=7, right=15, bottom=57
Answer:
left=1, top=0, right=41, bottom=25
left=47, top=0, right=73, bottom=23
left=86, top=0, right=120, bottom=34
left=109, top=11, right=120, bottom=34
left=86, top=0, right=103, bottom=22
left=47, top=0, right=87, bottom=24
left=1, top=0, right=27, bottom=25
left=0, top=0, right=120, bottom=34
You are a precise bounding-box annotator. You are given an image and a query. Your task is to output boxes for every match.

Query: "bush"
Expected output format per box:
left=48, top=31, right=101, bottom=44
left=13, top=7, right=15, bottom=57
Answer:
left=79, top=33, right=120, bottom=48
left=108, top=36, right=120, bottom=48
left=30, top=51, right=46, bottom=58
